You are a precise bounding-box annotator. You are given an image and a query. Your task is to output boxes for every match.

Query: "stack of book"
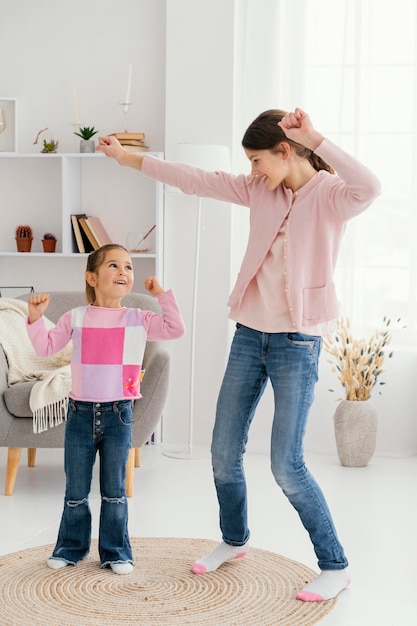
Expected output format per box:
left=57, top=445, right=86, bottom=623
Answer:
left=111, top=132, right=148, bottom=152
left=71, top=214, right=113, bottom=253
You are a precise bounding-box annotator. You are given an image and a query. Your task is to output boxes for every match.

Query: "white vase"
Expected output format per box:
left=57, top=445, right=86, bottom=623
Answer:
left=80, top=139, right=95, bottom=153
left=333, top=400, right=377, bottom=467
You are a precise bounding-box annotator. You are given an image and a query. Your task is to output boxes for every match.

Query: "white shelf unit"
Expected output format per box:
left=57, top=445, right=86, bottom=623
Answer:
left=0, top=152, right=164, bottom=295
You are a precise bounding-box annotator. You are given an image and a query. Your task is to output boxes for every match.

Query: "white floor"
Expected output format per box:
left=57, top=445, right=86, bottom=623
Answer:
left=1, top=445, right=416, bottom=626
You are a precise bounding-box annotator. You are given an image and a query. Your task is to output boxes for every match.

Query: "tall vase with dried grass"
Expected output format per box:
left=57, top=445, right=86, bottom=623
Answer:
left=323, top=317, right=395, bottom=467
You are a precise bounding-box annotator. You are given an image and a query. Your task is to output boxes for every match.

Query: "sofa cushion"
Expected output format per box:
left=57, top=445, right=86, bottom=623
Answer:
left=4, top=382, right=35, bottom=417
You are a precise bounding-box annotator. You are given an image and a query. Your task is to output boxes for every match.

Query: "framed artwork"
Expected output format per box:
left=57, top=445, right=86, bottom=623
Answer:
left=0, top=98, right=17, bottom=152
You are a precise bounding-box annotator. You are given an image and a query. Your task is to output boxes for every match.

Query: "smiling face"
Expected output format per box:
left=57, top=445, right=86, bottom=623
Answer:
left=86, top=247, right=134, bottom=307
left=244, top=146, right=289, bottom=191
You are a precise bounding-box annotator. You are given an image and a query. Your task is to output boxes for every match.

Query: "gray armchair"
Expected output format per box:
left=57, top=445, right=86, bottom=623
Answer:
left=0, top=291, right=170, bottom=496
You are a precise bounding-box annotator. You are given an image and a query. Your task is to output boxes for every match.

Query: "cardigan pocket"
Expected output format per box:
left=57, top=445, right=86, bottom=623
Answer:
left=302, top=286, right=329, bottom=321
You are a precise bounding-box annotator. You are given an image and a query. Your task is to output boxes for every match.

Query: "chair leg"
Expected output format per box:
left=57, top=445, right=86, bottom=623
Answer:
left=134, top=447, right=140, bottom=467
left=5, top=447, right=22, bottom=496
left=126, top=448, right=135, bottom=498
left=28, top=448, right=37, bottom=467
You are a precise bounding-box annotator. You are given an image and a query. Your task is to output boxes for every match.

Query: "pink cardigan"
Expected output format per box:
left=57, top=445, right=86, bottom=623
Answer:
left=142, top=139, right=380, bottom=329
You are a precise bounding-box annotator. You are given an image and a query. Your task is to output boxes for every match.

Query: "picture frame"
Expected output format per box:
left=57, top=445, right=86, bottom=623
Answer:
left=0, top=98, right=17, bottom=152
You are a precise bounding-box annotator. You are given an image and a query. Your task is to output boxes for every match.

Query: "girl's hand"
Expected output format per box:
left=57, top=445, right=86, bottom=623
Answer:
left=278, top=108, right=324, bottom=151
left=96, top=136, right=125, bottom=161
left=28, top=293, right=50, bottom=323
left=96, top=135, right=144, bottom=169
left=144, top=276, right=165, bottom=296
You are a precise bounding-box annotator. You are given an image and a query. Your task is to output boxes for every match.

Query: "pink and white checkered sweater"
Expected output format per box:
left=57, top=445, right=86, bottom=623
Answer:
left=26, top=290, right=185, bottom=402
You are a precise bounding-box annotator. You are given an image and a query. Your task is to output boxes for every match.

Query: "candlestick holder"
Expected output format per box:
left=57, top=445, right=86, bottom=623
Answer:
left=0, top=108, right=6, bottom=134
left=119, top=102, right=133, bottom=132
left=0, top=97, right=17, bottom=152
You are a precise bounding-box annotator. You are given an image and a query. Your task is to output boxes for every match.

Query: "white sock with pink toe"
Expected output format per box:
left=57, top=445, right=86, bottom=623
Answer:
left=191, top=541, right=249, bottom=574
left=296, top=568, right=351, bottom=601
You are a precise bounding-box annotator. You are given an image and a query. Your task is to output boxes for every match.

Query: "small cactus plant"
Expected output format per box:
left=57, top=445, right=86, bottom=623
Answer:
left=15, top=225, right=33, bottom=252
left=15, top=225, right=33, bottom=238
left=42, top=231, right=57, bottom=252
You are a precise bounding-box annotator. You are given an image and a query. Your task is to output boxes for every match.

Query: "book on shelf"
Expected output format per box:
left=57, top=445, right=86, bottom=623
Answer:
left=71, top=213, right=90, bottom=253
left=120, top=139, right=145, bottom=147
left=85, top=216, right=113, bottom=247
left=71, top=214, right=114, bottom=253
left=111, top=132, right=145, bottom=141
left=78, top=217, right=100, bottom=251
left=111, top=131, right=149, bottom=152
left=121, top=144, right=149, bottom=153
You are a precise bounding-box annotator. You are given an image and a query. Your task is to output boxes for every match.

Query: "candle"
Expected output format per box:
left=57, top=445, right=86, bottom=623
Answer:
left=125, top=65, right=132, bottom=104
left=73, top=86, right=79, bottom=131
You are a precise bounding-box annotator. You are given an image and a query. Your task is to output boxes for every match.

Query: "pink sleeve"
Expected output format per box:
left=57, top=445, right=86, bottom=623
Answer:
left=26, top=310, right=73, bottom=357
left=142, top=155, right=251, bottom=206
left=315, top=138, right=381, bottom=218
left=140, top=290, right=185, bottom=341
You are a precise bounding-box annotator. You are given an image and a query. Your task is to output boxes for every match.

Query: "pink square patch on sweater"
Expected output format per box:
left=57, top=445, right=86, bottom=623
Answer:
left=81, top=327, right=124, bottom=364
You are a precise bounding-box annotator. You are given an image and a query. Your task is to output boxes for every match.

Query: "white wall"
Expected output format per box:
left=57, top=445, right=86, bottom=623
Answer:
left=0, top=0, right=166, bottom=153
left=161, top=0, right=236, bottom=451
left=0, top=0, right=166, bottom=293
left=1, top=0, right=416, bottom=457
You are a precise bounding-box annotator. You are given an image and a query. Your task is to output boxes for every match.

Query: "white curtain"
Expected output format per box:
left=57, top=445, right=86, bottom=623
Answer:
left=235, top=0, right=417, bottom=343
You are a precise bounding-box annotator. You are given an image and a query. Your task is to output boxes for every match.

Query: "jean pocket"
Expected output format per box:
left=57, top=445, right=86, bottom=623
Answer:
left=66, top=400, right=78, bottom=422
left=118, top=402, right=133, bottom=426
left=286, top=333, right=321, bottom=352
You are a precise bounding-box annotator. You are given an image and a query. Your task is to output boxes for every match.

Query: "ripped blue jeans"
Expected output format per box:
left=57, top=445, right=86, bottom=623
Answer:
left=211, top=325, right=348, bottom=571
left=51, top=399, right=133, bottom=567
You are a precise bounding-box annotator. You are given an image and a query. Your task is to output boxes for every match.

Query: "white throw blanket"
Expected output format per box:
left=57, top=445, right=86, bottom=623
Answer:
left=0, top=298, right=72, bottom=433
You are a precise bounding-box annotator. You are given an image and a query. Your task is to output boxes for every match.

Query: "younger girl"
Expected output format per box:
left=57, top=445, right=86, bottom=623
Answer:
left=26, top=244, right=185, bottom=574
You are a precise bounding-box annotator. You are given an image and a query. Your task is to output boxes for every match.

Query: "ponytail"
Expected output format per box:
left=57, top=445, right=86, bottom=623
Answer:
left=308, top=151, right=335, bottom=175
left=242, top=109, right=335, bottom=174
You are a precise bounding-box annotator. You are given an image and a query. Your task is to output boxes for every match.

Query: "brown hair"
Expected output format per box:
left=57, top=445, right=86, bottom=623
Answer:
left=85, top=243, right=130, bottom=303
left=242, top=109, right=334, bottom=174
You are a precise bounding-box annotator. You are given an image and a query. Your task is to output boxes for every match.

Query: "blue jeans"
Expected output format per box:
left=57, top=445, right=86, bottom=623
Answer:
left=211, top=324, right=348, bottom=571
left=51, top=399, right=133, bottom=567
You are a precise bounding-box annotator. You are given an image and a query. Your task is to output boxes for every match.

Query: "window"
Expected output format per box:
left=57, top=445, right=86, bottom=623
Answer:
left=299, top=0, right=416, bottom=342
left=235, top=0, right=415, bottom=342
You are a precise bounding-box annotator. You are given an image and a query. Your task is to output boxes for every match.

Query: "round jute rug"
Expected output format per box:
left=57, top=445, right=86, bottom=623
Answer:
left=0, top=537, right=337, bottom=626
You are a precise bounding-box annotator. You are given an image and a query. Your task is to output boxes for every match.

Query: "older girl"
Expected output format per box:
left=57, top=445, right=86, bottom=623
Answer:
left=97, top=109, right=380, bottom=600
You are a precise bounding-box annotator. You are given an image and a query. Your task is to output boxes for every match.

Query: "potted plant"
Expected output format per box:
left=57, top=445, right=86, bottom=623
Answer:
left=42, top=232, right=57, bottom=253
left=323, top=316, right=397, bottom=466
left=15, top=225, right=33, bottom=252
left=41, top=138, right=59, bottom=153
left=74, top=126, right=98, bottom=153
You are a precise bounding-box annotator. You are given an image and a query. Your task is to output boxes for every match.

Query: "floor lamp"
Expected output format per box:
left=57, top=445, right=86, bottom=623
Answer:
left=163, top=144, right=231, bottom=459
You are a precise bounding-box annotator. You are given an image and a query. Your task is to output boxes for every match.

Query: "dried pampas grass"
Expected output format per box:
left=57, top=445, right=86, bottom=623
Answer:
left=323, top=317, right=397, bottom=401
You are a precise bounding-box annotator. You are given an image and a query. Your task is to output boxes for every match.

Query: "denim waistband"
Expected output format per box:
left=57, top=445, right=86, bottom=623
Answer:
left=69, top=399, right=133, bottom=410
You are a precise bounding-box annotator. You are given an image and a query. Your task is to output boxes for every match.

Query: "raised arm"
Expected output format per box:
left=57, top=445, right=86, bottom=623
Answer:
left=141, top=290, right=185, bottom=341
